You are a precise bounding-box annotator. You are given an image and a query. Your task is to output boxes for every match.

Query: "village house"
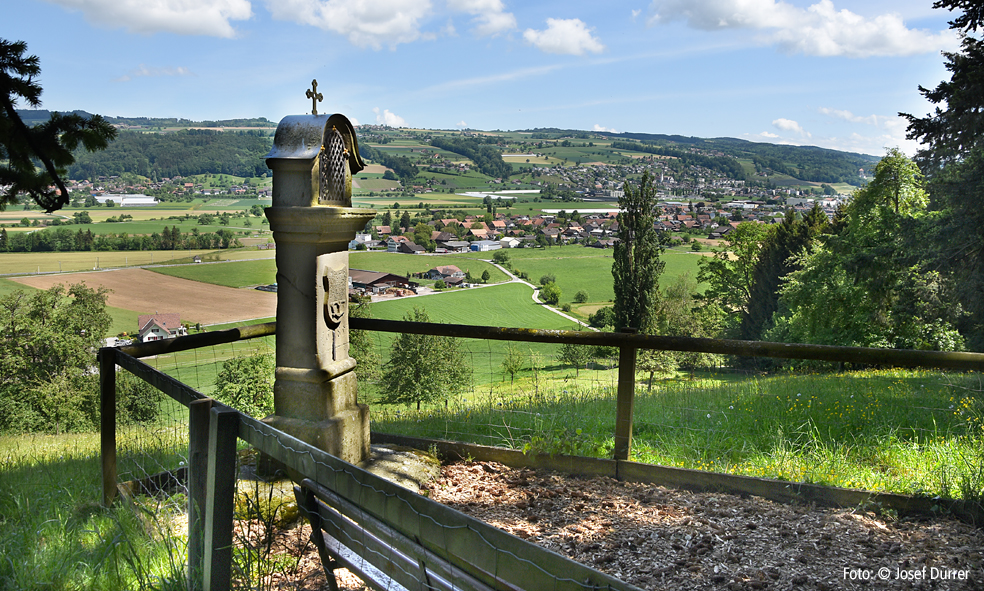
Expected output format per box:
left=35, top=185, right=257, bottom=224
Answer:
left=349, top=269, right=417, bottom=295
left=137, top=313, right=188, bottom=343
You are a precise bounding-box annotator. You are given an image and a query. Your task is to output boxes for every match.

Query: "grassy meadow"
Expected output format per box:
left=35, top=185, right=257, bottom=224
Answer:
left=371, top=367, right=984, bottom=500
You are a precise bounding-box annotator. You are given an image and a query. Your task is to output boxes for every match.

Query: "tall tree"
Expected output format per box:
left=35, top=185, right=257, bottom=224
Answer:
left=739, top=207, right=827, bottom=343
left=612, top=170, right=665, bottom=334
left=379, top=308, right=471, bottom=410
left=1, top=39, right=116, bottom=212
left=770, top=151, right=963, bottom=352
left=696, top=222, right=767, bottom=333
left=901, top=2, right=984, bottom=349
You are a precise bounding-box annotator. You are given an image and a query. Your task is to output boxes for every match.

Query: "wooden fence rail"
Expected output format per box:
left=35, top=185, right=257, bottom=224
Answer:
left=101, top=345, right=644, bottom=591
left=102, top=319, right=984, bottom=588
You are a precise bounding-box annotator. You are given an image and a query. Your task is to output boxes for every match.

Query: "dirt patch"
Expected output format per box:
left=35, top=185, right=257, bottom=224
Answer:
left=425, top=462, right=983, bottom=591
left=9, top=268, right=276, bottom=326
left=258, top=461, right=982, bottom=590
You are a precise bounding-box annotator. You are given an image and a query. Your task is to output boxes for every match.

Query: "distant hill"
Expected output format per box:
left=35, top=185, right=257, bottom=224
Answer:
left=522, top=127, right=880, bottom=185
left=15, top=110, right=275, bottom=129
left=13, top=111, right=881, bottom=186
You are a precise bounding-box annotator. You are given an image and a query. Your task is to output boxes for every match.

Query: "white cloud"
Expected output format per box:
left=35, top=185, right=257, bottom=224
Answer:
left=265, top=0, right=432, bottom=49
left=593, top=124, right=618, bottom=133
left=523, top=18, right=605, bottom=55
left=46, top=0, right=252, bottom=37
left=373, top=107, right=407, bottom=127
left=647, top=0, right=957, bottom=57
left=773, top=118, right=811, bottom=137
left=115, top=65, right=194, bottom=82
left=447, top=0, right=516, bottom=36
left=456, top=120, right=468, bottom=128
left=758, top=131, right=780, bottom=139
left=349, top=117, right=361, bottom=126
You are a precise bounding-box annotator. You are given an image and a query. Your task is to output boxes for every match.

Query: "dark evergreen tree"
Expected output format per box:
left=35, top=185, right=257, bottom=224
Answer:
left=902, top=1, right=984, bottom=349
left=739, top=206, right=828, bottom=343
left=1, top=39, right=116, bottom=212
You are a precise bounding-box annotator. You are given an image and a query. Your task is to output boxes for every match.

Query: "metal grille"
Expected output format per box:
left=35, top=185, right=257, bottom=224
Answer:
left=319, top=127, right=346, bottom=204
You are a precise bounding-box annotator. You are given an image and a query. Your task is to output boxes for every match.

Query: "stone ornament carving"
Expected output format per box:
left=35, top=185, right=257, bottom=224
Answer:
left=322, top=267, right=347, bottom=330
left=320, top=126, right=347, bottom=205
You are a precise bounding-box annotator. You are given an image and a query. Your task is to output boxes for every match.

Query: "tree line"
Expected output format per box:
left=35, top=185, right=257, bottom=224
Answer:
left=429, top=136, right=513, bottom=179
left=609, top=141, right=747, bottom=180
left=0, top=225, right=242, bottom=252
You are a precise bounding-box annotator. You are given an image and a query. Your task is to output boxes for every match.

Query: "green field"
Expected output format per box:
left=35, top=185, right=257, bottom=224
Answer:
left=148, top=252, right=511, bottom=288
left=453, top=244, right=704, bottom=307
left=372, top=368, right=984, bottom=499
left=0, top=249, right=229, bottom=275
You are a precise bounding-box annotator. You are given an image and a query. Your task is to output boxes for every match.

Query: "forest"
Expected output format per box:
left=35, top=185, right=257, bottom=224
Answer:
left=66, top=129, right=273, bottom=180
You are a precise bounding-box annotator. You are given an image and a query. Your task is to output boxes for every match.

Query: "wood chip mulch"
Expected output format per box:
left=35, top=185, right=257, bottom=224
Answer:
left=420, top=461, right=983, bottom=590
left=253, top=460, right=983, bottom=590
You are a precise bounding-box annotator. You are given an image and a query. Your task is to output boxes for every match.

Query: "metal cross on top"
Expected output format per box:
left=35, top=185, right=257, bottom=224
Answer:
left=305, top=79, right=323, bottom=116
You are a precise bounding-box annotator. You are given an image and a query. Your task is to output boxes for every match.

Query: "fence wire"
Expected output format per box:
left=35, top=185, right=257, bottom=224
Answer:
left=109, top=327, right=984, bottom=588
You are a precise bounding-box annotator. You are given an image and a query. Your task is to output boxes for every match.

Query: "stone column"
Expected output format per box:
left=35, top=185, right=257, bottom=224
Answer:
left=263, top=113, right=375, bottom=465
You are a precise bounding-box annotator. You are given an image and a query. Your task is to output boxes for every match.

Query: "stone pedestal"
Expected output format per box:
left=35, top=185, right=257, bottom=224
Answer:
left=262, top=113, right=375, bottom=465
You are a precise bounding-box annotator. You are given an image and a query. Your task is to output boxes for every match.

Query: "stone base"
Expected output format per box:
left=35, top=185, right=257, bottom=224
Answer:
left=262, top=403, right=370, bottom=466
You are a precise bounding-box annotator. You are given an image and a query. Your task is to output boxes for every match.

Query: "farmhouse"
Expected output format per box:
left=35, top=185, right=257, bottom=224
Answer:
left=426, top=265, right=464, bottom=280
left=349, top=269, right=417, bottom=295
left=137, top=313, right=188, bottom=342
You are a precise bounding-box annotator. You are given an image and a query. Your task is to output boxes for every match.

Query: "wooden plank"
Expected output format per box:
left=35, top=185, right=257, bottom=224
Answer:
left=299, top=480, right=497, bottom=591
left=99, top=348, right=117, bottom=507
left=187, top=398, right=214, bottom=591
left=234, top=415, right=642, bottom=591
left=352, top=317, right=984, bottom=371
left=117, top=321, right=277, bottom=359
left=370, top=433, right=617, bottom=478
left=617, top=460, right=945, bottom=513
left=115, top=351, right=205, bottom=407
left=204, top=408, right=238, bottom=591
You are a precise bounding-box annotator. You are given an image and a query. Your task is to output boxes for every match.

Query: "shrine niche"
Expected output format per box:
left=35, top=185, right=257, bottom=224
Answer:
left=261, top=80, right=376, bottom=465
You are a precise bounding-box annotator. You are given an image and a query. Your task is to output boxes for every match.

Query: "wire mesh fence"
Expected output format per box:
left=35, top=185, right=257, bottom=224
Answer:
left=127, top=323, right=984, bottom=503
left=102, top=320, right=984, bottom=588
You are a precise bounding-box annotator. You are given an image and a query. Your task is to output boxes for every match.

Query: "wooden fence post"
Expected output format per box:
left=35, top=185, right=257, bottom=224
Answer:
left=99, top=348, right=117, bottom=507
left=204, top=407, right=238, bottom=591
left=613, top=331, right=637, bottom=462
left=187, top=398, right=214, bottom=591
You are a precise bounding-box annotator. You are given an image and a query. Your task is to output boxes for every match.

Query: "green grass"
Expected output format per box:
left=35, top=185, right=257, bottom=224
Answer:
left=150, top=258, right=277, bottom=287
left=148, top=252, right=513, bottom=288
left=0, top=432, right=189, bottom=589
left=0, top=249, right=227, bottom=275
left=371, top=368, right=984, bottom=500
left=454, top=244, right=704, bottom=307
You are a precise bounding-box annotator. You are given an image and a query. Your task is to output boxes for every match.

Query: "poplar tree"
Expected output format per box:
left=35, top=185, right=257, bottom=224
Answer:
left=612, top=170, right=664, bottom=334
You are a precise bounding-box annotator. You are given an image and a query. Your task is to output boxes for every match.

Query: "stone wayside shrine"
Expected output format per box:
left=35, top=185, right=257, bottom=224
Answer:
left=262, top=82, right=376, bottom=465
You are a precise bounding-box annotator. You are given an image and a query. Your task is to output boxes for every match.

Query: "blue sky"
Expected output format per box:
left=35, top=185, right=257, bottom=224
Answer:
left=3, top=0, right=960, bottom=157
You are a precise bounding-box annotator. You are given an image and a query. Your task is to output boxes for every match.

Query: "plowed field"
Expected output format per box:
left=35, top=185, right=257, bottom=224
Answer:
left=10, top=268, right=276, bottom=325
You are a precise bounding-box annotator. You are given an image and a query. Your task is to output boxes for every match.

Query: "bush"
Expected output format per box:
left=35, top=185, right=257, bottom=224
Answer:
left=541, top=282, right=562, bottom=305
left=588, top=306, right=615, bottom=328
left=573, top=290, right=588, bottom=303
left=214, top=354, right=274, bottom=418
